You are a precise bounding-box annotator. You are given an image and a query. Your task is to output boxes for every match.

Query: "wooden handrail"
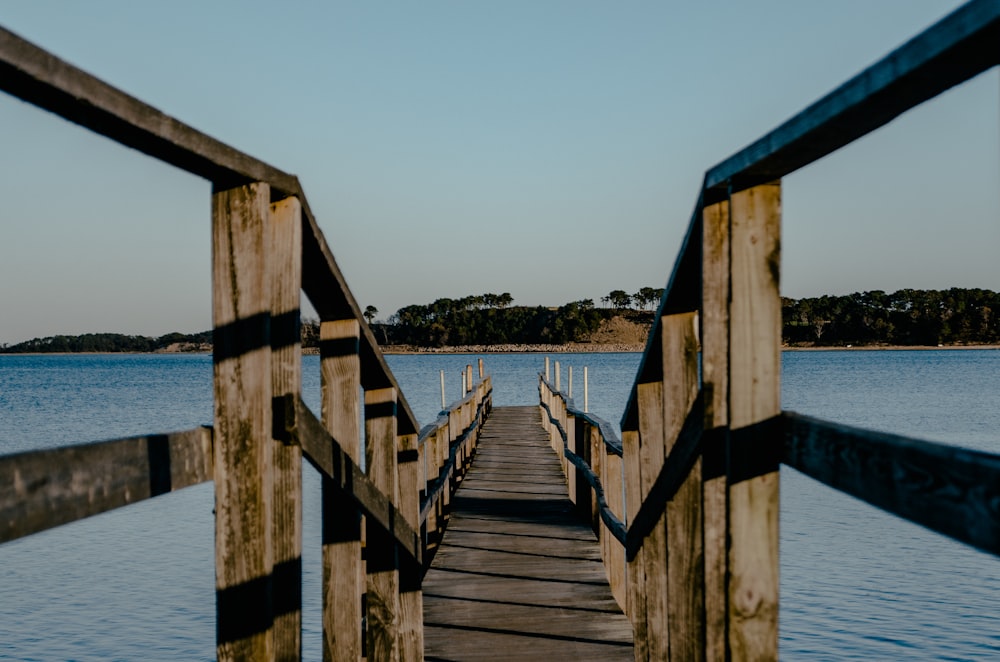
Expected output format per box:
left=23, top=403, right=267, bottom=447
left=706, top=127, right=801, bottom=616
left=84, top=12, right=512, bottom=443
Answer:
left=0, top=427, right=212, bottom=544
left=783, top=411, right=1000, bottom=555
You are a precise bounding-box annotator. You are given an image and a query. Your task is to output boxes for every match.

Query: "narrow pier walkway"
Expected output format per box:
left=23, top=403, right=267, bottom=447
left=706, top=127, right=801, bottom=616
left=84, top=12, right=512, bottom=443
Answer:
left=422, top=406, right=634, bottom=660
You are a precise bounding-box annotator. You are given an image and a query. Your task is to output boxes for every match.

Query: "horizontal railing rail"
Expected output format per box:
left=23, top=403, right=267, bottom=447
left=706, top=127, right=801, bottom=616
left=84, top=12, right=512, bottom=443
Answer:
left=0, top=427, right=213, bottom=544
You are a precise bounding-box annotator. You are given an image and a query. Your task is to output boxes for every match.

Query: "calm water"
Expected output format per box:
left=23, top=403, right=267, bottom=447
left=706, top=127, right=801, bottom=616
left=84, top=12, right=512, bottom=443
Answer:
left=1, top=350, right=998, bottom=660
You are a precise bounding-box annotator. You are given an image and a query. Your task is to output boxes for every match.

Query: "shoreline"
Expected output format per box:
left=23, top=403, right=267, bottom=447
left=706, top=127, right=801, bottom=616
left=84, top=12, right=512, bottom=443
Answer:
left=3, top=343, right=998, bottom=357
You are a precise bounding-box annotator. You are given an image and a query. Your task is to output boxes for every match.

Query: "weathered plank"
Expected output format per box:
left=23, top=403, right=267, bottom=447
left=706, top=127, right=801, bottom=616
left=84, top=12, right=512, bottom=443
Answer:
left=0, top=427, right=211, bottom=544
left=212, top=181, right=274, bottom=662
left=397, top=432, right=424, bottom=661
left=783, top=411, right=1000, bottom=556
left=319, top=319, right=363, bottom=661
left=365, top=387, right=401, bottom=661
left=423, top=406, right=633, bottom=660
left=636, top=377, right=669, bottom=659
left=662, top=312, right=704, bottom=660
left=270, top=195, right=303, bottom=662
left=727, top=182, right=781, bottom=660
left=700, top=198, right=730, bottom=662
left=622, top=427, right=646, bottom=657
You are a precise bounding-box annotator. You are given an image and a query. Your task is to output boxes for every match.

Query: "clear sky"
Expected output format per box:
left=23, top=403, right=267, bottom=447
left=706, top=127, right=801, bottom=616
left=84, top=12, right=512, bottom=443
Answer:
left=0, top=1, right=997, bottom=344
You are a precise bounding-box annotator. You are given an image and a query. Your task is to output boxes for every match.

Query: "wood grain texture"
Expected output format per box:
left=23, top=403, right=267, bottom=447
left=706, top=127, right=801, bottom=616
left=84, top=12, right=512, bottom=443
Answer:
left=701, top=198, right=730, bottom=662
left=662, top=312, right=704, bottom=661
left=365, top=387, right=400, bottom=662
left=320, top=319, right=363, bottom=661
left=622, top=427, right=646, bottom=656
left=423, top=406, right=633, bottom=660
left=727, top=183, right=781, bottom=660
left=636, top=379, right=668, bottom=659
left=783, top=412, right=1000, bottom=555
left=0, top=427, right=211, bottom=543
left=397, top=432, right=424, bottom=661
left=270, top=195, right=303, bottom=662
left=212, top=182, right=274, bottom=662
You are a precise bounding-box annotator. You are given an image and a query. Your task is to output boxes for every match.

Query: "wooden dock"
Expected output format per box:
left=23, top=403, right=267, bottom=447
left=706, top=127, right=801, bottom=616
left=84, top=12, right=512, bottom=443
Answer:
left=422, top=406, right=634, bottom=660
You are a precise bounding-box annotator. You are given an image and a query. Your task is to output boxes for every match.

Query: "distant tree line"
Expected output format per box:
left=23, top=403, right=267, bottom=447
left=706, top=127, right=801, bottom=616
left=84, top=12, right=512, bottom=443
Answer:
left=0, top=331, right=213, bottom=353
left=6, top=288, right=995, bottom=353
left=376, top=293, right=627, bottom=347
left=601, top=287, right=665, bottom=311
left=783, top=288, right=1000, bottom=346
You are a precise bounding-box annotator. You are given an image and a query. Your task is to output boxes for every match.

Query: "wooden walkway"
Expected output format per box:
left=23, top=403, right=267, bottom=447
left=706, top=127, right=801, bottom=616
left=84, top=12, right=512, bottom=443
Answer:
left=422, top=406, right=634, bottom=660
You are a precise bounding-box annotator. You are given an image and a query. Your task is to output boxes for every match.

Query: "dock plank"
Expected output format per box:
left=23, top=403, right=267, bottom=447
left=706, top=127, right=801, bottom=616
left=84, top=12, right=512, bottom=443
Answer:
left=423, top=406, right=634, bottom=660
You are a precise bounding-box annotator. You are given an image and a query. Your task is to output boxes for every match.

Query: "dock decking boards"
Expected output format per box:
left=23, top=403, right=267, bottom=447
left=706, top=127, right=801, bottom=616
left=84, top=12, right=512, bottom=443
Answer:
left=423, top=406, right=634, bottom=660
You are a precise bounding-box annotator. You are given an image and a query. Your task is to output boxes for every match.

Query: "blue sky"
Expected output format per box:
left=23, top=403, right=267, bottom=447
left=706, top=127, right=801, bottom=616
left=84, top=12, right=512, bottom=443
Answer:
left=0, top=1, right=997, bottom=344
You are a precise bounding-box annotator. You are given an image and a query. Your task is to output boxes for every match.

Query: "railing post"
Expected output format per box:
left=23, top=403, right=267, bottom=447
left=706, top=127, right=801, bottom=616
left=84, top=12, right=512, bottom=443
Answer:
left=702, top=198, right=730, bottom=661
left=727, top=182, right=781, bottom=659
left=565, top=411, right=578, bottom=505
left=622, top=424, right=642, bottom=639
left=365, top=387, right=401, bottom=660
left=270, top=195, right=303, bottom=661
left=604, top=446, right=626, bottom=610
left=397, top=430, right=423, bottom=661
left=320, top=319, right=363, bottom=660
left=588, top=421, right=601, bottom=533
left=212, top=181, right=274, bottom=661
left=635, top=376, right=668, bottom=659
left=662, top=312, right=703, bottom=659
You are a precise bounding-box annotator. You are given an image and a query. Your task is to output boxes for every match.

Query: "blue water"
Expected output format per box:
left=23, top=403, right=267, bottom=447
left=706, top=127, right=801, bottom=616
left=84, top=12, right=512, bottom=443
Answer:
left=1, top=350, right=998, bottom=660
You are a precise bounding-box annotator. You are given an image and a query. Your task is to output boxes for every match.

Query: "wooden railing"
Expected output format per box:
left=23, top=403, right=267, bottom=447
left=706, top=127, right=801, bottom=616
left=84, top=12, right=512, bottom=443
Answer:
left=538, top=372, right=627, bottom=610
left=540, top=1, right=1000, bottom=659
left=0, top=24, right=493, bottom=662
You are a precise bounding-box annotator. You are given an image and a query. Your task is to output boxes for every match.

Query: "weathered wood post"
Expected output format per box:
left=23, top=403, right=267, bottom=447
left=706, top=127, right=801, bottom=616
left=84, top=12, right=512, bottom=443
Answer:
left=604, top=447, right=626, bottom=609
left=270, top=196, right=303, bottom=661
left=663, top=312, right=702, bottom=659
left=702, top=183, right=781, bottom=659
left=397, top=429, right=423, bottom=661
left=621, top=422, right=640, bottom=632
left=588, top=421, right=601, bottom=534
left=365, top=387, right=401, bottom=660
left=320, top=319, right=363, bottom=660
left=634, top=375, right=667, bottom=659
left=212, top=181, right=274, bottom=661
left=727, top=182, right=781, bottom=659
left=701, top=199, right=730, bottom=660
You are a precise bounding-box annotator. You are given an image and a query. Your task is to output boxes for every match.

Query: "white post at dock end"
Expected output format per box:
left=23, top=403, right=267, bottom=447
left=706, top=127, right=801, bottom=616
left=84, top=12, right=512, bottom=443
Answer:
left=554, top=361, right=561, bottom=392
left=440, top=369, right=446, bottom=409
left=568, top=366, right=573, bottom=399
left=544, top=356, right=550, bottom=382
left=584, top=366, right=589, bottom=413
left=478, top=358, right=484, bottom=378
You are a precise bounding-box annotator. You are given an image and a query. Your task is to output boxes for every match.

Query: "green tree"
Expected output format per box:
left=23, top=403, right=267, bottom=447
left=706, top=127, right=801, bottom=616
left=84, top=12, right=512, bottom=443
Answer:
left=607, top=290, right=631, bottom=310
